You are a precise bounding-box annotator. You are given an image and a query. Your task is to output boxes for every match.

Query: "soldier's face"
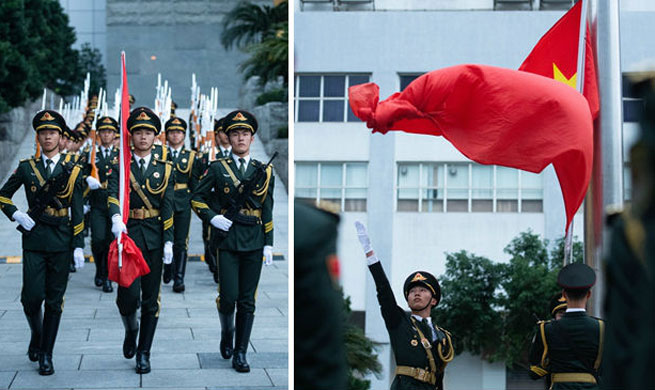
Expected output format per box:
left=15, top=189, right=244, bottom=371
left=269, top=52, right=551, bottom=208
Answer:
left=99, top=129, right=115, bottom=146
left=38, top=129, right=60, bottom=153
left=132, top=129, right=156, bottom=152
left=216, top=130, right=229, bottom=147
left=407, top=286, right=436, bottom=311
left=166, top=130, right=185, bottom=148
left=228, top=128, right=254, bottom=156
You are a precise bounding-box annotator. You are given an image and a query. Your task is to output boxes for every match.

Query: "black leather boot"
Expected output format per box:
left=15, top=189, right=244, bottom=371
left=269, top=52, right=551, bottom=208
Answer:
left=25, top=310, right=42, bottom=362
left=103, top=279, right=113, bottom=293
left=39, top=311, right=61, bottom=376
left=120, top=313, right=139, bottom=359
left=162, top=264, right=173, bottom=284
left=92, top=242, right=104, bottom=287
left=218, top=311, right=235, bottom=359
left=172, top=251, right=187, bottom=293
left=135, top=315, right=158, bottom=374
left=232, top=312, right=254, bottom=373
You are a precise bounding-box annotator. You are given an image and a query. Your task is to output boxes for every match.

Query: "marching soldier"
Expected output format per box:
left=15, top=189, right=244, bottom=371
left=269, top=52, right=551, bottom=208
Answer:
left=549, top=292, right=567, bottom=321
left=191, top=110, right=275, bottom=373
left=163, top=116, right=204, bottom=292
left=107, top=107, right=175, bottom=374
left=354, top=221, right=453, bottom=390
left=528, top=263, right=603, bottom=389
left=0, top=110, right=86, bottom=375
left=215, top=116, right=232, bottom=158
left=85, top=116, right=120, bottom=293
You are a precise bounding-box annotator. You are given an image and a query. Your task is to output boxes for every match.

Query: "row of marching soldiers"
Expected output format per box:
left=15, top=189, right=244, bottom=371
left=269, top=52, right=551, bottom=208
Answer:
left=0, top=98, right=275, bottom=376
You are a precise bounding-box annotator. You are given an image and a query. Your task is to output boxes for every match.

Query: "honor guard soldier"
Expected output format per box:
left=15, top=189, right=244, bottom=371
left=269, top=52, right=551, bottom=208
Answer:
left=295, top=202, right=348, bottom=390
left=163, top=116, right=204, bottom=292
left=107, top=107, right=175, bottom=374
left=191, top=110, right=275, bottom=373
left=528, top=263, right=603, bottom=389
left=0, top=110, right=86, bottom=375
left=355, top=222, right=453, bottom=390
left=85, top=116, right=120, bottom=292
left=603, top=73, right=655, bottom=390
left=549, top=293, right=567, bottom=321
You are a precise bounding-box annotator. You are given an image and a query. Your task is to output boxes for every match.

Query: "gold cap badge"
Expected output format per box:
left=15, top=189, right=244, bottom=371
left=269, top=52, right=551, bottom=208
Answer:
left=41, top=112, right=55, bottom=121
left=172, top=118, right=181, bottom=124
left=233, top=112, right=247, bottom=121
left=136, top=112, right=150, bottom=121
left=102, top=118, right=112, bottom=123
left=411, top=273, right=427, bottom=283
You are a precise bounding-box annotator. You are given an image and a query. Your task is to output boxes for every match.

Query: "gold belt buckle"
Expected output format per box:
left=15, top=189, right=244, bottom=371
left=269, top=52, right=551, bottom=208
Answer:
left=416, top=369, right=427, bottom=382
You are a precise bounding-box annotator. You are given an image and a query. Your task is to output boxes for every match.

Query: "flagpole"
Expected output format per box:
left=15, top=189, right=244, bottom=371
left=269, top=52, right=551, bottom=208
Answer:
left=586, top=0, right=623, bottom=317
left=118, top=51, right=126, bottom=270
left=564, top=0, right=590, bottom=266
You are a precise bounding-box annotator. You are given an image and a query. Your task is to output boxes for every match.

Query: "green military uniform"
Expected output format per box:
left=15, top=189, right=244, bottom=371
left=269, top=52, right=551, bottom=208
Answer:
left=0, top=110, right=85, bottom=376
left=85, top=116, right=120, bottom=292
left=191, top=110, right=274, bottom=372
left=368, top=264, right=453, bottom=390
left=162, top=117, right=205, bottom=292
left=294, top=202, right=347, bottom=390
left=107, top=107, right=175, bottom=374
left=602, top=74, right=655, bottom=390
left=528, top=263, right=603, bottom=390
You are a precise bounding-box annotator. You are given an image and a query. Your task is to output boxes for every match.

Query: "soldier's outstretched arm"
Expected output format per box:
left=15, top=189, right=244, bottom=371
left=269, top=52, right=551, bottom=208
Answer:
left=0, top=162, right=24, bottom=220
left=106, top=163, right=120, bottom=216
left=70, top=166, right=86, bottom=250
left=355, top=221, right=404, bottom=329
left=190, top=164, right=218, bottom=224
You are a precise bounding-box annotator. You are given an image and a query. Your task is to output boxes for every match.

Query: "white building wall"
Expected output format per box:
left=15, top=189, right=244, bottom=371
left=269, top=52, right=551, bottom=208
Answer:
left=59, top=0, right=107, bottom=68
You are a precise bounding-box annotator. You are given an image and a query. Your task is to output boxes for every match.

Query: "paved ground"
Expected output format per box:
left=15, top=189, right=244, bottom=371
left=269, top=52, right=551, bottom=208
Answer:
left=0, top=126, right=289, bottom=389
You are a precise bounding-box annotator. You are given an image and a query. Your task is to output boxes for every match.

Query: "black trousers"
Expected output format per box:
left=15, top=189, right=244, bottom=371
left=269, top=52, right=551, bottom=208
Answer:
left=116, top=247, right=163, bottom=317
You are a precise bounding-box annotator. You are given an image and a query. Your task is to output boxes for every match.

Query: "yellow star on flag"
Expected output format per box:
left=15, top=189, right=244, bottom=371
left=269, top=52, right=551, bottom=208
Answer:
left=553, top=63, right=577, bottom=89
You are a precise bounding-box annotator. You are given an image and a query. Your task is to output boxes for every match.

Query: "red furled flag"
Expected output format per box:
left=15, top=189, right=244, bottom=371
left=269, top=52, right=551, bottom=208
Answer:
left=108, top=52, right=149, bottom=288
left=348, top=64, right=593, bottom=231
left=519, top=0, right=599, bottom=118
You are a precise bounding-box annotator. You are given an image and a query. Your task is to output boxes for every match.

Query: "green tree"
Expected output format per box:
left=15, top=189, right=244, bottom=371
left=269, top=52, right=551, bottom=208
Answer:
left=240, top=21, right=288, bottom=86
left=78, top=43, right=106, bottom=94
left=220, top=1, right=288, bottom=50
left=341, top=291, right=381, bottom=390
left=433, top=251, right=504, bottom=360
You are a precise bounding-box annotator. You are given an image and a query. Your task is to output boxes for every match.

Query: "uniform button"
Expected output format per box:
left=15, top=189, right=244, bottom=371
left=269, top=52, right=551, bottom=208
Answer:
left=141, top=185, right=145, bottom=189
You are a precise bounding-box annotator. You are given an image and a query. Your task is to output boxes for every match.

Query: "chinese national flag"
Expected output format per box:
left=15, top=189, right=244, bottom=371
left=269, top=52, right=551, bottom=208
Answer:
left=348, top=64, right=592, bottom=231
left=519, top=0, right=599, bottom=118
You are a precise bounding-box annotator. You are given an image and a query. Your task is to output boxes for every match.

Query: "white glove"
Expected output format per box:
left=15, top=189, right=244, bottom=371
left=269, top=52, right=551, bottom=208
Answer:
left=12, top=210, right=35, bottom=231
left=86, top=176, right=101, bottom=190
left=163, top=241, right=173, bottom=264
left=111, top=214, right=127, bottom=239
left=83, top=204, right=91, bottom=215
left=355, top=221, right=379, bottom=265
left=73, top=248, right=85, bottom=269
left=263, top=245, right=273, bottom=266
left=210, top=215, right=233, bottom=232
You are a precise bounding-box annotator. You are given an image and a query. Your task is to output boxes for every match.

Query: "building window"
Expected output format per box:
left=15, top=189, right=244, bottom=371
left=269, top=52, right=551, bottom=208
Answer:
left=396, top=162, right=543, bottom=213
left=399, top=73, right=425, bottom=91
left=295, top=162, right=368, bottom=211
left=295, top=74, right=370, bottom=122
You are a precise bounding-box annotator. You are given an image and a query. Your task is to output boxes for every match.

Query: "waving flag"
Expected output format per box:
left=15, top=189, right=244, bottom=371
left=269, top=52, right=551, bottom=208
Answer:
left=519, top=0, right=599, bottom=118
left=348, top=64, right=593, bottom=231
left=108, top=52, right=149, bottom=288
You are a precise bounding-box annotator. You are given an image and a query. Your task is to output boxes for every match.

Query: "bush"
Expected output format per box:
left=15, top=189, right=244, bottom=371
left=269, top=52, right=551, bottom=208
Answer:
left=277, top=125, right=288, bottom=139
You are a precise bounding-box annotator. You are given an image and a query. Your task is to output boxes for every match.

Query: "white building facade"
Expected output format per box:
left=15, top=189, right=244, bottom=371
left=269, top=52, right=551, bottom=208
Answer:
left=294, top=1, right=655, bottom=389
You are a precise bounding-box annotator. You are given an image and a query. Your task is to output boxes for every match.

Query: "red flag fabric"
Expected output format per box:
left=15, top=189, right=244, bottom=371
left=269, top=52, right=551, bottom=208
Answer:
left=348, top=64, right=593, bottom=231
left=108, top=233, right=150, bottom=288
left=107, top=52, right=150, bottom=284
left=519, top=0, right=599, bottom=118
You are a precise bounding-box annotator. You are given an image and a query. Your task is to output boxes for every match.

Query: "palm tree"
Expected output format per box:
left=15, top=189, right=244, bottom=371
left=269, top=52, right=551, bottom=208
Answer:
left=240, top=21, right=288, bottom=86
left=220, top=1, right=288, bottom=50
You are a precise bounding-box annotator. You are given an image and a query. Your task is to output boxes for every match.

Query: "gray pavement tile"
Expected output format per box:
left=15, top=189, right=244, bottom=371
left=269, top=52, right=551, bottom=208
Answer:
left=0, top=354, right=81, bottom=372
left=191, top=326, right=287, bottom=341
left=0, top=372, right=14, bottom=389
left=250, top=339, right=287, bottom=354
left=80, top=353, right=200, bottom=370
left=198, top=353, right=287, bottom=369
left=88, top=327, right=192, bottom=342
left=141, top=368, right=272, bottom=388
left=0, top=328, right=89, bottom=342
left=10, top=369, right=140, bottom=389
left=266, top=368, right=288, bottom=387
